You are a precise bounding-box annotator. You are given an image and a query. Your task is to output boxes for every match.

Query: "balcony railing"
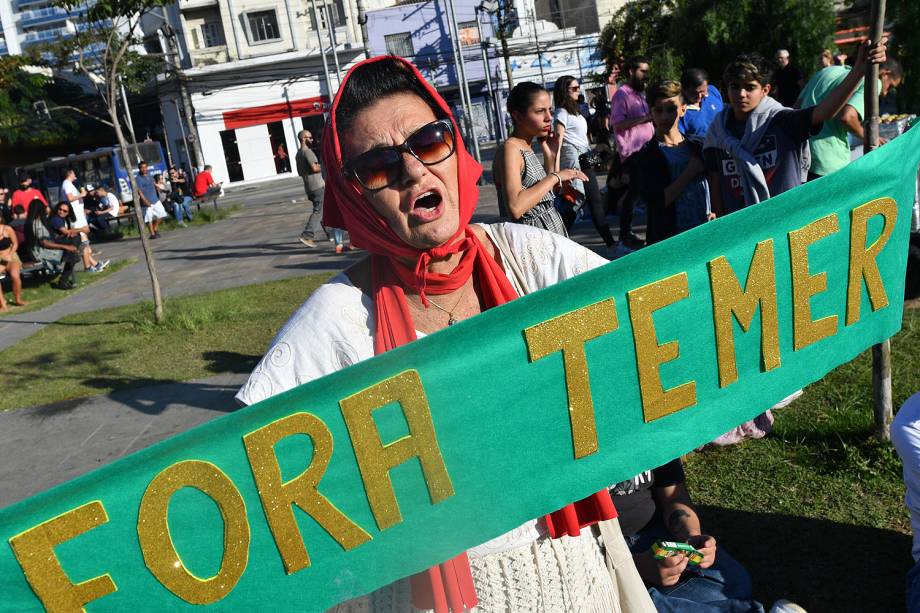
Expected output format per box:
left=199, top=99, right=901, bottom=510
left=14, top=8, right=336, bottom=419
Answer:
left=19, top=7, right=79, bottom=28
left=21, top=26, right=69, bottom=44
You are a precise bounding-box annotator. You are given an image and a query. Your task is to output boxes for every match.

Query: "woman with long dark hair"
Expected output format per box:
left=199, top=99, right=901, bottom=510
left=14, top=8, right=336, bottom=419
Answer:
left=492, top=81, right=585, bottom=234
left=552, top=75, right=617, bottom=252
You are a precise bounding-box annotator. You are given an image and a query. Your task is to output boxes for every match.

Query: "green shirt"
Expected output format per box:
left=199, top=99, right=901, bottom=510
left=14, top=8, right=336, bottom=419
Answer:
left=798, top=66, right=873, bottom=177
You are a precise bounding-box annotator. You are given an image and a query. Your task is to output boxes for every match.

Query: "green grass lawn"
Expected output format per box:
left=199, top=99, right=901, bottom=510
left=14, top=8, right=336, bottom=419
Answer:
left=1, top=259, right=135, bottom=315
left=687, top=308, right=919, bottom=612
left=0, top=272, right=330, bottom=411
left=1, top=272, right=917, bottom=610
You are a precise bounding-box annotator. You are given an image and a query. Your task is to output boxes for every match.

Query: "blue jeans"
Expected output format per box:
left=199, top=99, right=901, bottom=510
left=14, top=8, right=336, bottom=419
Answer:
left=907, top=557, right=920, bottom=612
left=628, top=521, right=764, bottom=613
left=173, top=196, right=193, bottom=223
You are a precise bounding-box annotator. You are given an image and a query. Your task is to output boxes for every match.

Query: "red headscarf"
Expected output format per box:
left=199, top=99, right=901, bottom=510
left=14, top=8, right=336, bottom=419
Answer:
left=321, top=56, right=616, bottom=613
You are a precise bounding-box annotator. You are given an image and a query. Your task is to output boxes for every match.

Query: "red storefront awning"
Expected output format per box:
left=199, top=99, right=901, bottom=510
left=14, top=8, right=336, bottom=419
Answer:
left=222, top=95, right=330, bottom=131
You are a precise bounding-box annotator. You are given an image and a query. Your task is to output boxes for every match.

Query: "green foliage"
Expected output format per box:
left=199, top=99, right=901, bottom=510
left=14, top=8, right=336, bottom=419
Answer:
left=0, top=56, right=75, bottom=147
left=890, top=0, right=920, bottom=112
left=600, top=0, right=836, bottom=87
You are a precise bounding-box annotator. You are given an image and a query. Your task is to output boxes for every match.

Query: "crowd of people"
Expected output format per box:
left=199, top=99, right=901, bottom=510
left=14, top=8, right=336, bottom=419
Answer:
left=491, top=43, right=903, bottom=267
left=0, top=160, right=225, bottom=307
left=232, top=35, right=904, bottom=612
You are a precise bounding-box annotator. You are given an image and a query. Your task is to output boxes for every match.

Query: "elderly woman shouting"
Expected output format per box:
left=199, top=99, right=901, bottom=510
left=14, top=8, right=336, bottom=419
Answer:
left=237, top=57, right=653, bottom=613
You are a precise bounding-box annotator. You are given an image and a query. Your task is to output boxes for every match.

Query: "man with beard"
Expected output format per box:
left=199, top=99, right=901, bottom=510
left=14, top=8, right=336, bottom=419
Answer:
left=610, top=56, right=654, bottom=253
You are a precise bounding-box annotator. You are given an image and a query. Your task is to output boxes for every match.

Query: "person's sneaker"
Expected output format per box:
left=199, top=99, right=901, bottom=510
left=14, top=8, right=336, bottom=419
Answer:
left=772, top=389, right=804, bottom=409
left=769, top=600, right=807, bottom=613
left=606, top=242, right=635, bottom=260
left=179, top=221, right=188, bottom=228
left=335, top=244, right=344, bottom=254
left=52, top=281, right=74, bottom=290
left=622, top=232, right=645, bottom=249
left=299, top=236, right=317, bottom=248
left=99, top=259, right=110, bottom=271
left=87, top=264, right=102, bottom=273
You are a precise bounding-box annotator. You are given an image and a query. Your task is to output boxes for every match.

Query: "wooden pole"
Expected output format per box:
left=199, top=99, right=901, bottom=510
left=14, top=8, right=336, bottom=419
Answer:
left=864, top=0, right=892, bottom=441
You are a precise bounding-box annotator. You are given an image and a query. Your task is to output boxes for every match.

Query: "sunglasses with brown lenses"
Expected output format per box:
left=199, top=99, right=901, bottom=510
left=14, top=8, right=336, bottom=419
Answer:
left=343, top=119, right=456, bottom=191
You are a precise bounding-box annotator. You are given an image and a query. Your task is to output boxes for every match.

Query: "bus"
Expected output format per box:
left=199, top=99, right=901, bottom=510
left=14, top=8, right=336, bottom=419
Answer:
left=21, top=142, right=168, bottom=205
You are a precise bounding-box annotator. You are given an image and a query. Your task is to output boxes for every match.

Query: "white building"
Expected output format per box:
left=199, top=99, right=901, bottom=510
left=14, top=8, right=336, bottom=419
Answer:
left=156, top=0, right=396, bottom=186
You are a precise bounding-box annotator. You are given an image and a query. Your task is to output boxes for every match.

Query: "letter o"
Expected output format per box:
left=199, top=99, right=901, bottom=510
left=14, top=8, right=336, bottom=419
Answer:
left=137, top=460, right=250, bottom=604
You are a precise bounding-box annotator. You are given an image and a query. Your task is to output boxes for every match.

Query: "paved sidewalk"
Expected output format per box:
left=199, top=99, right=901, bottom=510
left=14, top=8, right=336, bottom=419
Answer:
left=0, top=373, right=248, bottom=507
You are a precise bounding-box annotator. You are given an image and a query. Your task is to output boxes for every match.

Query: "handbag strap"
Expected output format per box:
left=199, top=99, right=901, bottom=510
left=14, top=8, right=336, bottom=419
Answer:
left=486, top=223, right=532, bottom=296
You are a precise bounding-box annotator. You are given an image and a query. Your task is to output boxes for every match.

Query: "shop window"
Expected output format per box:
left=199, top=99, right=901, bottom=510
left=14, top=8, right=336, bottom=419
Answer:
left=384, top=32, right=413, bottom=58
left=267, top=121, right=291, bottom=175
left=245, top=10, right=280, bottom=44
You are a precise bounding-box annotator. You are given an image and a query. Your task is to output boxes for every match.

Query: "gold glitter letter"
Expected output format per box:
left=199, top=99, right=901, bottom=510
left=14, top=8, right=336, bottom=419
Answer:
left=9, top=501, right=116, bottom=611
left=137, top=460, right=249, bottom=605
left=708, top=240, right=781, bottom=388
left=789, top=214, right=840, bottom=350
left=628, top=272, right=697, bottom=422
left=243, top=412, right=372, bottom=574
left=340, top=370, right=454, bottom=531
left=523, top=298, right=618, bottom=458
left=846, top=197, right=897, bottom=326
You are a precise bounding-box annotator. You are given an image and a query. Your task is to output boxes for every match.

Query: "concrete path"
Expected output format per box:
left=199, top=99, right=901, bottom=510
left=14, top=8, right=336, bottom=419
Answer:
left=0, top=172, right=628, bottom=508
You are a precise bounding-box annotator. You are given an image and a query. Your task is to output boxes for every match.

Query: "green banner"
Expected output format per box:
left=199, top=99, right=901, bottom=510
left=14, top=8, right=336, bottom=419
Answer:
left=2, top=128, right=918, bottom=612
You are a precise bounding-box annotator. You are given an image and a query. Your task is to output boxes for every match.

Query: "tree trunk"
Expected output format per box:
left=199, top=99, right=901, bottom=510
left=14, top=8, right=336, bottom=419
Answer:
left=108, top=105, right=165, bottom=323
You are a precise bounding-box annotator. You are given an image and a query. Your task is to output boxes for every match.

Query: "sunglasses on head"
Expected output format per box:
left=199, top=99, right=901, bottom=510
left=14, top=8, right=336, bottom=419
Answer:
left=344, top=119, right=455, bottom=191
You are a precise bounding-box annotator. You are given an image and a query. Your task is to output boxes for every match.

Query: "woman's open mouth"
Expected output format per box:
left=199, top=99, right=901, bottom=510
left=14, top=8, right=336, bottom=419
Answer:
left=409, top=190, right=444, bottom=223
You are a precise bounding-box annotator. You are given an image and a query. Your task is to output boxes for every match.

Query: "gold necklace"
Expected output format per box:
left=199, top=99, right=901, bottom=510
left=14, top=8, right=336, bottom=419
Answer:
left=423, top=280, right=471, bottom=326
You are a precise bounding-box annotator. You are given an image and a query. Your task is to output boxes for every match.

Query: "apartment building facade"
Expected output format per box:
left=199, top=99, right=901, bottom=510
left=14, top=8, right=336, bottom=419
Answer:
left=0, top=0, right=95, bottom=57
left=156, top=0, right=395, bottom=186
left=365, top=0, right=626, bottom=144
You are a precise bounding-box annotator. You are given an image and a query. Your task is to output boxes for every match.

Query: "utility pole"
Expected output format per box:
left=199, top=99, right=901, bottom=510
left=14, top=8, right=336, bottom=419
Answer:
left=445, top=0, right=481, bottom=162
left=118, top=77, right=137, bottom=146
left=355, top=0, right=371, bottom=57
left=322, top=3, right=343, bottom=85
left=311, top=0, right=335, bottom=99
left=162, top=24, right=204, bottom=169
left=864, top=0, right=891, bottom=441
left=475, top=6, right=503, bottom=144
left=497, top=0, right=514, bottom=89
left=528, top=8, right=545, bottom=88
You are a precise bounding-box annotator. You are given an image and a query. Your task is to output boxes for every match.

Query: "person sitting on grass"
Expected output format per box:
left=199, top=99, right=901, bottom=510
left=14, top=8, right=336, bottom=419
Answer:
left=0, top=217, right=26, bottom=310
left=28, top=200, right=80, bottom=290
left=609, top=458, right=805, bottom=612
left=633, top=80, right=712, bottom=245
left=703, top=39, right=887, bottom=216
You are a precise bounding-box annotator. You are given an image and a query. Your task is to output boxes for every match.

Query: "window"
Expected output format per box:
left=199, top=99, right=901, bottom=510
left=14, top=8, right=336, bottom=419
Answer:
left=384, top=32, right=413, bottom=58
left=246, top=10, right=280, bottom=44
left=458, top=20, right=479, bottom=46
left=201, top=22, right=224, bottom=48
left=312, top=0, right=346, bottom=30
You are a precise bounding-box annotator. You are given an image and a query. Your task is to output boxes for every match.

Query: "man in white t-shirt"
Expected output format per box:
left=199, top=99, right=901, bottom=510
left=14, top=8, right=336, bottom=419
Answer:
left=89, top=185, right=127, bottom=233
left=60, top=168, right=108, bottom=272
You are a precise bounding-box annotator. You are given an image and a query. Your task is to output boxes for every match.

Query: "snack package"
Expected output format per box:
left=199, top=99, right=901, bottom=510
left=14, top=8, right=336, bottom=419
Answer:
left=651, top=540, right=705, bottom=565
